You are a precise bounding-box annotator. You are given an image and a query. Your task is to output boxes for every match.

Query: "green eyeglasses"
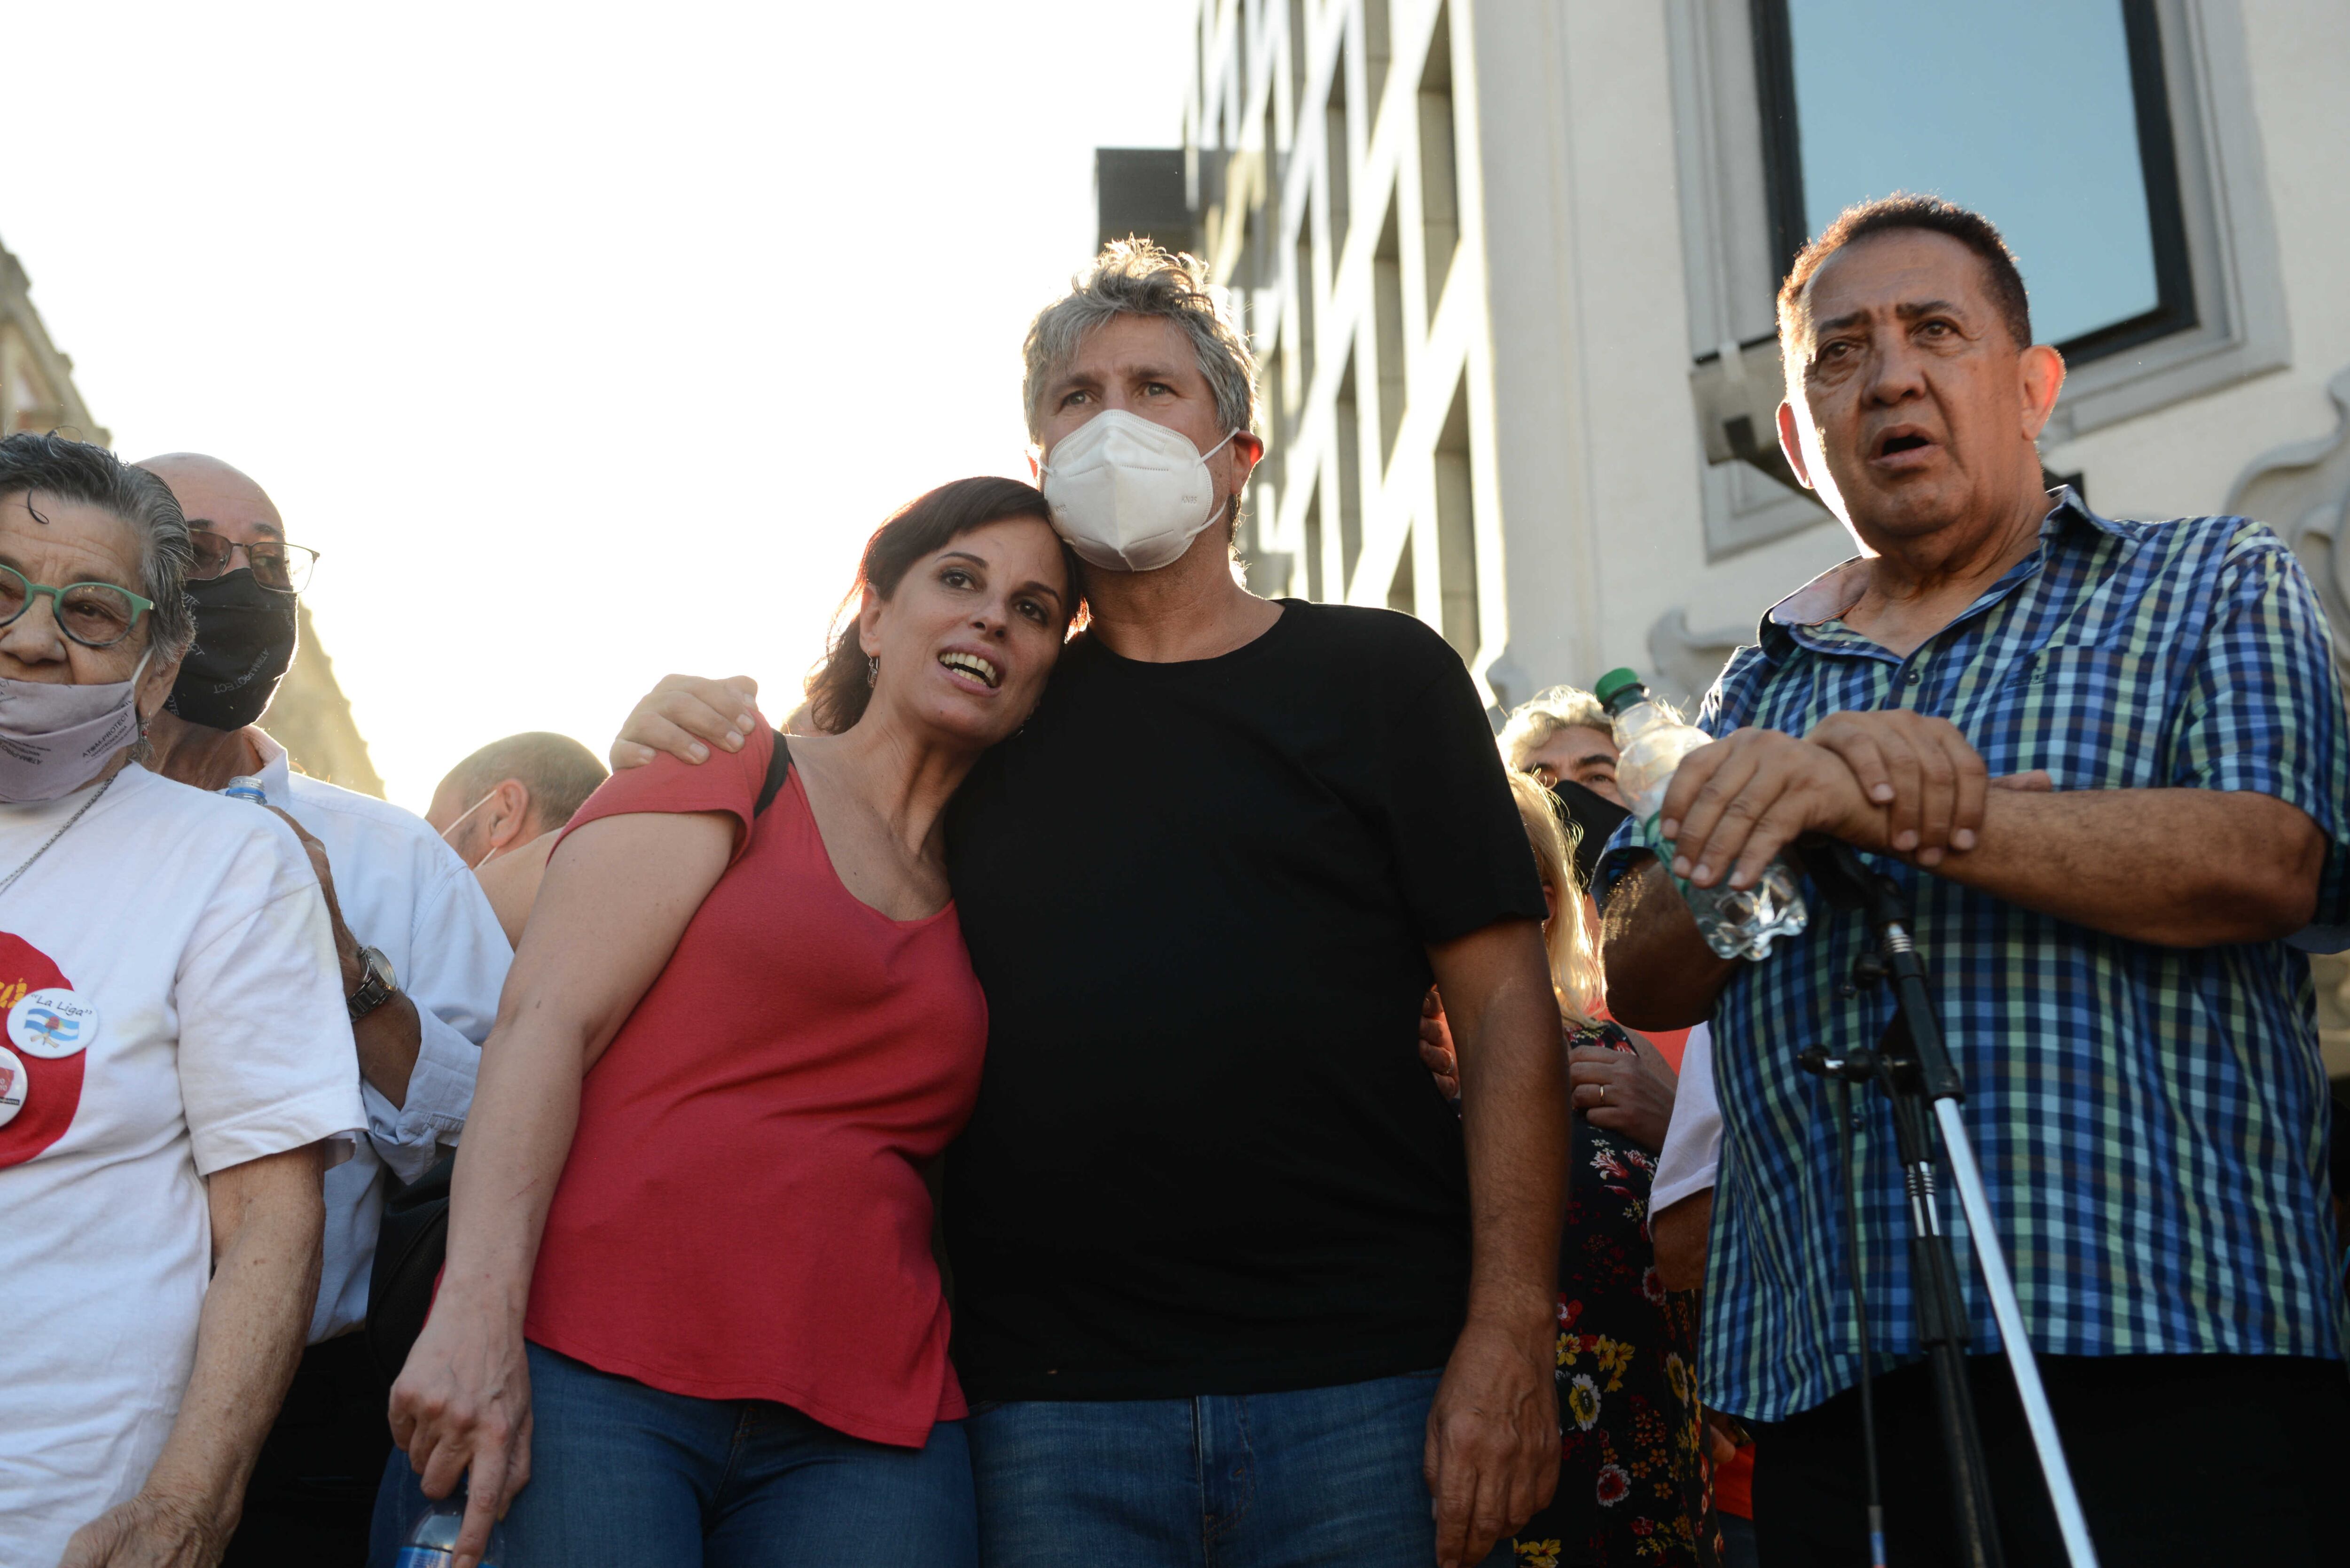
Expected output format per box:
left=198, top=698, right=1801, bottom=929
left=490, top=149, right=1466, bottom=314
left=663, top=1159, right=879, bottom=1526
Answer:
left=0, top=563, right=155, bottom=649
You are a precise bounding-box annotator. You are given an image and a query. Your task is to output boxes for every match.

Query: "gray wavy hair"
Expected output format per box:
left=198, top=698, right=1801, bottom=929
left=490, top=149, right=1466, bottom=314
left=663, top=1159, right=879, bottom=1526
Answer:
left=0, top=432, right=195, bottom=660
left=1022, top=240, right=1259, bottom=444
left=1497, top=685, right=1611, bottom=772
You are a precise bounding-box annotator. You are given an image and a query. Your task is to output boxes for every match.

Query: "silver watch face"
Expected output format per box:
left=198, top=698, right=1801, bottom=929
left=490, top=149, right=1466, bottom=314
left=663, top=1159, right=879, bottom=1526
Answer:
left=364, top=947, right=396, bottom=992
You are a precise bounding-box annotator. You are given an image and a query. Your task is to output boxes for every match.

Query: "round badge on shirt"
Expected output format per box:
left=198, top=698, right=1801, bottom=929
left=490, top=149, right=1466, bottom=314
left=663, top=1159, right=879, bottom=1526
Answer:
left=0, top=1044, right=25, bottom=1127
left=8, top=988, right=98, bottom=1060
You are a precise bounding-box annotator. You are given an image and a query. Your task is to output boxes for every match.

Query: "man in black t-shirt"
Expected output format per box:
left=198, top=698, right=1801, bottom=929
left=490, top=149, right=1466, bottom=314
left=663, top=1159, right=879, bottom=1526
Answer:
left=616, top=242, right=1567, bottom=1568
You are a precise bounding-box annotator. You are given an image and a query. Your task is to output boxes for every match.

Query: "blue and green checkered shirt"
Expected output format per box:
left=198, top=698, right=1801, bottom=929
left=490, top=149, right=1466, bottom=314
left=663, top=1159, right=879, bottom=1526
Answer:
left=1662, top=492, right=2349, bottom=1422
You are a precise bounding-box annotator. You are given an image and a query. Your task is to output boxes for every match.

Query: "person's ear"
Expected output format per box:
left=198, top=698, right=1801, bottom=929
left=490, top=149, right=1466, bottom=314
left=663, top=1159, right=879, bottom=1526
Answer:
left=855, top=583, right=885, bottom=659
left=1228, top=432, right=1265, bottom=484
left=1026, top=446, right=1042, bottom=481
left=2016, top=343, right=2066, bottom=443
left=486, top=779, right=533, bottom=853
left=1776, top=399, right=1817, bottom=491
left=137, top=652, right=183, bottom=727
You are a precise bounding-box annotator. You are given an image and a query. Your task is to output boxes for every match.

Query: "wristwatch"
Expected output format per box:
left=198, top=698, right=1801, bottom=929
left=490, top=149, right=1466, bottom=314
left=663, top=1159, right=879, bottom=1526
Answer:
left=348, top=945, right=397, bottom=1022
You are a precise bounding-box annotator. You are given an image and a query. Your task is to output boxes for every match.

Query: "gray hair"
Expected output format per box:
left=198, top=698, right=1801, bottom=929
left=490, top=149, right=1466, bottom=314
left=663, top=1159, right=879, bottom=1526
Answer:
left=1023, top=240, right=1259, bottom=443
left=1498, top=684, right=1611, bottom=772
left=0, top=432, right=195, bottom=660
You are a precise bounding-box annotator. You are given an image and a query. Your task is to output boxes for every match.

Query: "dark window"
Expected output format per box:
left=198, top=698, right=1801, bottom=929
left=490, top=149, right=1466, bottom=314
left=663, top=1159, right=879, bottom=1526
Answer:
left=1752, top=0, right=2192, bottom=360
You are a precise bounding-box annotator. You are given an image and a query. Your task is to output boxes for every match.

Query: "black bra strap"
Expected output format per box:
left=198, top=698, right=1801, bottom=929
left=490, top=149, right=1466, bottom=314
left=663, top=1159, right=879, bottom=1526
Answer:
left=753, top=731, right=792, bottom=818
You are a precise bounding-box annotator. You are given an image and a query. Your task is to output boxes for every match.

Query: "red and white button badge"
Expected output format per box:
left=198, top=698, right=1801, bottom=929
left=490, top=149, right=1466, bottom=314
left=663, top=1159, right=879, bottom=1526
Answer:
left=0, top=935, right=86, bottom=1166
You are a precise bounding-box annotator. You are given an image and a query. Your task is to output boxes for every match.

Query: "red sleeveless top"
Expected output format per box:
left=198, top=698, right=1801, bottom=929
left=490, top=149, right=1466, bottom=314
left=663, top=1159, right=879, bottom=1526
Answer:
left=523, top=726, right=985, bottom=1446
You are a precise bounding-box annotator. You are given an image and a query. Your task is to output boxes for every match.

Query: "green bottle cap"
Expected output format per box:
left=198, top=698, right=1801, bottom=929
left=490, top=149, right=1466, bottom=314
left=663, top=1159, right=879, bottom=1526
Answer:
left=1593, top=667, right=1647, bottom=711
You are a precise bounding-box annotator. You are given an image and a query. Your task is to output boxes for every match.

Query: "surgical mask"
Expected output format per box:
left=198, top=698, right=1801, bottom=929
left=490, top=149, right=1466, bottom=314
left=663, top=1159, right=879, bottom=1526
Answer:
left=167, top=570, right=299, bottom=731
left=0, top=650, right=152, bottom=804
left=1038, top=410, right=1238, bottom=572
left=438, top=788, right=500, bottom=871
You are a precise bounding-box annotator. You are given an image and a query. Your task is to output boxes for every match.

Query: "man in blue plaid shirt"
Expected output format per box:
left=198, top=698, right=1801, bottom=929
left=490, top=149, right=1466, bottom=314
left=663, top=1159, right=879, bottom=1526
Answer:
left=1603, top=197, right=2349, bottom=1568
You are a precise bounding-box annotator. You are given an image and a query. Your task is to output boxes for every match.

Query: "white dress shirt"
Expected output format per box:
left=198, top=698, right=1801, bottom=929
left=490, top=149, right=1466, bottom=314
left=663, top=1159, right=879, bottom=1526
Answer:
left=248, top=730, right=511, bottom=1342
left=1648, top=1022, right=1719, bottom=1214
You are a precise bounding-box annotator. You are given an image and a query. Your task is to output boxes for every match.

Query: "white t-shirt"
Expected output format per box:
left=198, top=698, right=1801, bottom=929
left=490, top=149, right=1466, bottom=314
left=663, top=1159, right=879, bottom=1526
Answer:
left=0, top=764, right=363, bottom=1566
left=1650, top=1022, right=1720, bottom=1214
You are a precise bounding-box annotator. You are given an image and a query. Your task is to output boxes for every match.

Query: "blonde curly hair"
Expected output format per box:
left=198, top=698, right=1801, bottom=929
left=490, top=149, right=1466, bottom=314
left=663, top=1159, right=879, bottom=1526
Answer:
left=1507, top=770, right=1603, bottom=1029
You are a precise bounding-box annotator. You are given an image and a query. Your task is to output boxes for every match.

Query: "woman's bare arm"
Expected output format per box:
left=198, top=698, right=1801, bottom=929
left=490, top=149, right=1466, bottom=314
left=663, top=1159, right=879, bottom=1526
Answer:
left=389, top=809, right=735, bottom=1568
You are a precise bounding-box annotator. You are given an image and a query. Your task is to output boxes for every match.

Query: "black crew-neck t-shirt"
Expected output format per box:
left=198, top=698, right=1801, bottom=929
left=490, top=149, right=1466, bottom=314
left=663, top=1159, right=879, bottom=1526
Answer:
left=942, top=600, right=1548, bottom=1400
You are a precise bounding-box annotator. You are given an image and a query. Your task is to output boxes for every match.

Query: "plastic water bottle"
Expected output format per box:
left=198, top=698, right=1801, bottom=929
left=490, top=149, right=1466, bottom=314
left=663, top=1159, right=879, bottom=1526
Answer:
left=398, top=1492, right=506, bottom=1568
left=222, top=775, right=268, bottom=805
left=1595, top=667, right=1807, bottom=961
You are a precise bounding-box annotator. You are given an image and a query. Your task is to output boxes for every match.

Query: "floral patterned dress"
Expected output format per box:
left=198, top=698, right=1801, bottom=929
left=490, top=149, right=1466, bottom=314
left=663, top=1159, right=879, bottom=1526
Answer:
left=1513, top=1023, right=1719, bottom=1568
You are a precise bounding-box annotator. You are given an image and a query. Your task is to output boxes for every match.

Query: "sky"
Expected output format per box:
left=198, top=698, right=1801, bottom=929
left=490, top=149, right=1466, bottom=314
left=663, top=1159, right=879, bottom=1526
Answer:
left=1, top=0, right=1195, bottom=810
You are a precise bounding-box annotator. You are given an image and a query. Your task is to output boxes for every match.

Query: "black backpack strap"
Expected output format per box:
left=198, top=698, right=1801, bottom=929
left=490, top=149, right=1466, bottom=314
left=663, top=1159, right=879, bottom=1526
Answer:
left=753, top=731, right=792, bottom=817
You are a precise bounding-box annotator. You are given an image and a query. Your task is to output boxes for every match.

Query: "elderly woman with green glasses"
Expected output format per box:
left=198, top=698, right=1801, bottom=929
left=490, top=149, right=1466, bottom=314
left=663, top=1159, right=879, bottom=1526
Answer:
left=0, top=433, right=363, bottom=1568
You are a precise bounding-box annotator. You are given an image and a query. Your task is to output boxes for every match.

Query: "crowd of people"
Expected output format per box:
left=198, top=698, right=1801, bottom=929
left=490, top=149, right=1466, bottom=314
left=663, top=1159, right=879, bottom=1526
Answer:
left=2, top=192, right=2345, bottom=1568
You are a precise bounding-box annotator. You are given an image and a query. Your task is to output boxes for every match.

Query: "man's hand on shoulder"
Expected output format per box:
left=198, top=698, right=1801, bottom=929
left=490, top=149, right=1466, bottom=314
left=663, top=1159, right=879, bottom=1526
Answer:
left=1417, top=987, right=1459, bottom=1100
left=611, top=674, right=760, bottom=771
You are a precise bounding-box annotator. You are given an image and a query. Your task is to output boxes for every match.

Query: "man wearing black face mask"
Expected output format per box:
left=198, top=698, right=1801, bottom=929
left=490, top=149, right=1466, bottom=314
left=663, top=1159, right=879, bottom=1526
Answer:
left=136, top=453, right=510, bottom=1565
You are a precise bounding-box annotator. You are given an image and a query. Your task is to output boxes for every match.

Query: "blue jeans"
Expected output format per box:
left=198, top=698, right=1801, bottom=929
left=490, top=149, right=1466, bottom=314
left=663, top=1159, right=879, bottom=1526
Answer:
left=963, top=1368, right=1510, bottom=1568
left=370, top=1342, right=975, bottom=1568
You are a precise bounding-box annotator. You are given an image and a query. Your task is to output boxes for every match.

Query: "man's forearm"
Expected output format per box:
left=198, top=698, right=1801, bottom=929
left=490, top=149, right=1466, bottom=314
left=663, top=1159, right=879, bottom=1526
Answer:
left=1456, top=966, right=1569, bottom=1326
left=354, top=991, right=423, bottom=1108
left=1598, top=860, right=1738, bottom=1030
left=1929, top=787, right=2320, bottom=946
left=144, top=1147, right=325, bottom=1535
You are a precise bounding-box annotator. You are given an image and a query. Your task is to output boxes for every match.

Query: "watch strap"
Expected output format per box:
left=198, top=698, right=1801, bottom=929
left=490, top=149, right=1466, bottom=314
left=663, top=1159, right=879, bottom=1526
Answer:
left=348, top=947, right=395, bottom=1022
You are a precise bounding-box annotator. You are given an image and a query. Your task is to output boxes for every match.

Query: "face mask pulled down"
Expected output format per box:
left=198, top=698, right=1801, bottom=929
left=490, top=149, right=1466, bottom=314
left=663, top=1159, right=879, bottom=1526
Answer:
left=167, top=570, right=299, bottom=731
left=1039, top=410, right=1239, bottom=572
left=0, top=651, right=152, bottom=803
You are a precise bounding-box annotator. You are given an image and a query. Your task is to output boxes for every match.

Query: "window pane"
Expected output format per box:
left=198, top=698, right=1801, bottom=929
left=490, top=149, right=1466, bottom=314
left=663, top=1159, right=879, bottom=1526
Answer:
left=1785, top=0, right=2160, bottom=346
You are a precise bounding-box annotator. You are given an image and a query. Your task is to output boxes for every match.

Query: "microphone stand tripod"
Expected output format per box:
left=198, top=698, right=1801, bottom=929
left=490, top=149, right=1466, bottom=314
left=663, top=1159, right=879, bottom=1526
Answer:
left=1795, top=837, right=2099, bottom=1568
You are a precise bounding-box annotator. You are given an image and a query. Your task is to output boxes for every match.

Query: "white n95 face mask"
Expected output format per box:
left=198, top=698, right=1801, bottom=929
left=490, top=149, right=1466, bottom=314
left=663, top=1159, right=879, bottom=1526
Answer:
left=1038, top=410, right=1239, bottom=572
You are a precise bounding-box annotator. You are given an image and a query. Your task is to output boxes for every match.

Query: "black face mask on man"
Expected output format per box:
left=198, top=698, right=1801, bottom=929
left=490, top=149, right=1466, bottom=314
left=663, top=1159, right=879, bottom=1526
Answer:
left=166, top=570, right=299, bottom=731
left=1551, top=778, right=1632, bottom=893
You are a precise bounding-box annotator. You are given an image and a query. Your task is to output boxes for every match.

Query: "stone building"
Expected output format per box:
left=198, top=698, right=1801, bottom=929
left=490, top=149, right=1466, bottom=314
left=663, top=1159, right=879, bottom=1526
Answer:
left=1109, top=0, right=2350, bottom=1074
left=1, top=242, right=107, bottom=445
left=0, top=231, right=383, bottom=797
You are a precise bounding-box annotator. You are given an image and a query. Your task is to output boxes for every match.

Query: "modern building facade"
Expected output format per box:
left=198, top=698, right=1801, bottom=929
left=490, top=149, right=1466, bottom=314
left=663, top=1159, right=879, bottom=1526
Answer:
left=1107, top=0, right=2350, bottom=1069
left=0, top=230, right=384, bottom=797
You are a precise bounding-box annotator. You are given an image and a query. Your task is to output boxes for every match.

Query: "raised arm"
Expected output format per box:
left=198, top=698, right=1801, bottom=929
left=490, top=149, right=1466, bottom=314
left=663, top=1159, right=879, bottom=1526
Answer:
left=61, top=1144, right=326, bottom=1568
left=388, top=808, right=734, bottom=1568
left=1423, top=916, right=1568, bottom=1568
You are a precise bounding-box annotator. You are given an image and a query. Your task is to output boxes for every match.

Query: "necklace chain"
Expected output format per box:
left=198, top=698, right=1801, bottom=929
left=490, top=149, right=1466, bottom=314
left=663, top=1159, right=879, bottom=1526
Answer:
left=0, top=772, right=117, bottom=900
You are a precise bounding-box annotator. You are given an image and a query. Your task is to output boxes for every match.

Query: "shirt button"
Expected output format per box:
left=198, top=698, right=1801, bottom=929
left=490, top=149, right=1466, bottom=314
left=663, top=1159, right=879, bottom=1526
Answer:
left=1905, top=669, right=1923, bottom=684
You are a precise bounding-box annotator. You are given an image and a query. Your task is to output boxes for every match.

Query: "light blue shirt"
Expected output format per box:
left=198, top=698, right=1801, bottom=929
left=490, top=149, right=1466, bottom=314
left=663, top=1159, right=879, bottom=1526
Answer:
left=251, top=730, right=510, bottom=1342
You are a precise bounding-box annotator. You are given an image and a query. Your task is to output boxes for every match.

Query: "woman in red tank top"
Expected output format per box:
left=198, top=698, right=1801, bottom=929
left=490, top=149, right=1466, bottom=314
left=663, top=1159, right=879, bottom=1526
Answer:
left=387, top=478, right=1080, bottom=1568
